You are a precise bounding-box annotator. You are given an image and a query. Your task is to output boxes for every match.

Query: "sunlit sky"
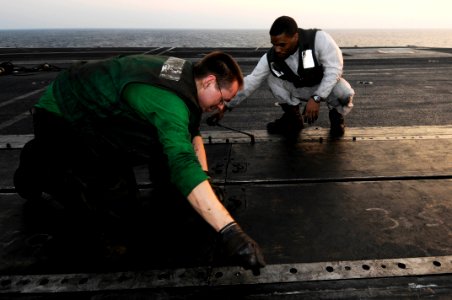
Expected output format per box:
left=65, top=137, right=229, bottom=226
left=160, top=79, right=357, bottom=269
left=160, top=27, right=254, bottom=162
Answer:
left=2, top=0, right=452, bottom=30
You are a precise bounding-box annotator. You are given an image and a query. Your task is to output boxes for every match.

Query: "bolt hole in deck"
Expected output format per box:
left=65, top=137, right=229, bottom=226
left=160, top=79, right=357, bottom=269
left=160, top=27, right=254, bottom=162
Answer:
left=398, top=263, right=407, bottom=269
left=1, top=279, right=11, bottom=287
left=433, top=260, right=441, bottom=267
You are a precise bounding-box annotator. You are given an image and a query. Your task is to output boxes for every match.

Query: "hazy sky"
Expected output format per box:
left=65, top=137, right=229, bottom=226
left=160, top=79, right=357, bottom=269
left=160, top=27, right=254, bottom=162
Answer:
left=3, top=0, right=452, bottom=30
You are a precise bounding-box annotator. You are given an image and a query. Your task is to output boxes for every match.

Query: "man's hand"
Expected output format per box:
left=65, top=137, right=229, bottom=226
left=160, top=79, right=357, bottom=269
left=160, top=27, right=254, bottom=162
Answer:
left=303, top=98, right=320, bottom=124
left=206, top=106, right=227, bottom=126
left=219, top=222, right=266, bottom=274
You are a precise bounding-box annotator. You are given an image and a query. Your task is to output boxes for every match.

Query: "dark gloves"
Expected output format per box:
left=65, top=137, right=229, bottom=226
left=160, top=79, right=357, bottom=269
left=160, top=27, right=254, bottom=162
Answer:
left=206, top=113, right=221, bottom=126
left=219, top=222, right=266, bottom=274
left=206, top=106, right=231, bottom=126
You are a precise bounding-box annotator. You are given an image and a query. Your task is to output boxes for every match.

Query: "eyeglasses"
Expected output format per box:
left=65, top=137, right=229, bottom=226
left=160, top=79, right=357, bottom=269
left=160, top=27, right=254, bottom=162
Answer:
left=216, top=80, right=225, bottom=106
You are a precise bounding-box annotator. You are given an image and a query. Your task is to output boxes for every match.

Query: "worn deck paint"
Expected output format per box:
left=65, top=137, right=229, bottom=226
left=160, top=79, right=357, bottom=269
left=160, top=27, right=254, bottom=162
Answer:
left=0, top=47, right=451, bottom=298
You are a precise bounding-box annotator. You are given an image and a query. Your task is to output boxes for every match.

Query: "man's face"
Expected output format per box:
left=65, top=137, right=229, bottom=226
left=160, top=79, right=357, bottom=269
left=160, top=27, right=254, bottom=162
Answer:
left=270, top=32, right=299, bottom=60
left=198, top=75, right=240, bottom=112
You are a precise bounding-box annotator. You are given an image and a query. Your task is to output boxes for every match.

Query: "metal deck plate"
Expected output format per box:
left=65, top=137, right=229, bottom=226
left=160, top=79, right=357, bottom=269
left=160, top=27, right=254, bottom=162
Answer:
left=1, top=47, right=452, bottom=297
left=203, top=128, right=452, bottom=183
left=1, top=256, right=452, bottom=294
left=222, top=180, right=452, bottom=264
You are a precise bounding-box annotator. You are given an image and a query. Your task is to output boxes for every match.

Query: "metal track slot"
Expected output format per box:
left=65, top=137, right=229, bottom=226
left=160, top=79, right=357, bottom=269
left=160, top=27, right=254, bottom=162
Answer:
left=1, top=256, right=451, bottom=294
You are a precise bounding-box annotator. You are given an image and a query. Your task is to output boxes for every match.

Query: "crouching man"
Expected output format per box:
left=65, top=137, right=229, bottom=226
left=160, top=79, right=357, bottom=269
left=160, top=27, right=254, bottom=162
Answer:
left=14, top=51, right=265, bottom=272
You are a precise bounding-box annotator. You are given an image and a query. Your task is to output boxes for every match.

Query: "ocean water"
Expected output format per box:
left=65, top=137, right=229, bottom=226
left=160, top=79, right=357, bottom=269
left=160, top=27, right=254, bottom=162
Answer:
left=1, top=28, right=452, bottom=48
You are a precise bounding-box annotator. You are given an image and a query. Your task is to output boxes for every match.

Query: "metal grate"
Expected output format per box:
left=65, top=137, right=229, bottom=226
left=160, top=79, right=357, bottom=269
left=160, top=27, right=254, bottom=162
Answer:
left=1, top=256, right=451, bottom=294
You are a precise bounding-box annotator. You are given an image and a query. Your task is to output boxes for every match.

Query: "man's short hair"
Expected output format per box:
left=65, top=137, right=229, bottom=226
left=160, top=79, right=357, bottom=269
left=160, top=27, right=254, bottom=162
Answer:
left=194, top=51, right=243, bottom=89
left=269, top=16, right=298, bottom=37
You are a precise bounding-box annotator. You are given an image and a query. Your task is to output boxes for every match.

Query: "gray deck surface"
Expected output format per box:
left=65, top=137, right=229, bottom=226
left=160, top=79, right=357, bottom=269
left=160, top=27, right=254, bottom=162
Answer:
left=0, top=47, right=451, bottom=299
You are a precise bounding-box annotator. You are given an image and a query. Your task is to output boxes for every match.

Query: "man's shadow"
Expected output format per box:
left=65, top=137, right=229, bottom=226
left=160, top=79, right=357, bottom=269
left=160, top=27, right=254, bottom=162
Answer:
left=20, top=187, right=220, bottom=273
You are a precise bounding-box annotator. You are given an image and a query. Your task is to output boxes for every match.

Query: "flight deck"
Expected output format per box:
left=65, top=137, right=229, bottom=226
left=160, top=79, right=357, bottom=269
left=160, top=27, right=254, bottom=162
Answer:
left=0, top=47, right=451, bottom=299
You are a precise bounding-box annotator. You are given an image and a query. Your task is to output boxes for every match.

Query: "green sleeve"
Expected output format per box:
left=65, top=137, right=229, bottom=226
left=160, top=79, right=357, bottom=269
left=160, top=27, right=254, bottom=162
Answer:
left=123, top=83, right=208, bottom=197
left=34, top=82, right=63, bottom=116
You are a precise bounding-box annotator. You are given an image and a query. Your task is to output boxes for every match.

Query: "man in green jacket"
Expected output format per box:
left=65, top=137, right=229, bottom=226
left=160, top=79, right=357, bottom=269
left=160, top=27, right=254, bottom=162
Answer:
left=14, top=51, right=265, bottom=272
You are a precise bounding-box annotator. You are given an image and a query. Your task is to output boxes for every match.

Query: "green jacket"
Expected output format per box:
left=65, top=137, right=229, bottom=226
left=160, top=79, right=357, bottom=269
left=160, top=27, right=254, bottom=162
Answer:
left=36, top=55, right=208, bottom=196
left=52, top=54, right=202, bottom=137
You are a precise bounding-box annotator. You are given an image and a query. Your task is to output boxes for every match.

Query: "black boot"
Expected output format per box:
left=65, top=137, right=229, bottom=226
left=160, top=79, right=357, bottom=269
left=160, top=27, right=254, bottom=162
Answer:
left=14, top=139, right=43, bottom=201
left=14, top=166, right=42, bottom=201
left=267, top=104, right=304, bottom=134
left=329, top=109, right=345, bottom=137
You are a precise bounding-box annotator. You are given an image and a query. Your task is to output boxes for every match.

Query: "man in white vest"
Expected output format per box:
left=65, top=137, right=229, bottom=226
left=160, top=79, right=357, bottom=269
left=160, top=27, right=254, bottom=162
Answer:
left=210, top=16, right=355, bottom=137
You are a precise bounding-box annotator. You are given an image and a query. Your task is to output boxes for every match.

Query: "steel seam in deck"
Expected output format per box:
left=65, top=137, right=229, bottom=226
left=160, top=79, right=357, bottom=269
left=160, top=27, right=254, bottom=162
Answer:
left=1, top=125, right=452, bottom=148
left=0, top=256, right=451, bottom=293
left=216, top=175, right=452, bottom=185
left=1, top=176, right=451, bottom=193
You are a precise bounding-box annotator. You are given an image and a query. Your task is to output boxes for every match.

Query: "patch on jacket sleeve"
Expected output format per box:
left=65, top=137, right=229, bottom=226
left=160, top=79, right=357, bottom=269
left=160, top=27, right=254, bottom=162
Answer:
left=160, top=57, right=186, bottom=81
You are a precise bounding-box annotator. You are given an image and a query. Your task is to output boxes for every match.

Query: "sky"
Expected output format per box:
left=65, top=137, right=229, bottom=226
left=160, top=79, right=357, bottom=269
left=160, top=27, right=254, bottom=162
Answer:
left=2, top=0, right=452, bottom=30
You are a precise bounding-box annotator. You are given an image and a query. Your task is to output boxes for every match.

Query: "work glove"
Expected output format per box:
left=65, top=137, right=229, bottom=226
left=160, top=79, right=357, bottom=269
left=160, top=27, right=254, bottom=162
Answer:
left=219, top=222, right=266, bottom=274
left=206, top=106, right=230, bottom=126
left=206, top=113, right=221, bottom=126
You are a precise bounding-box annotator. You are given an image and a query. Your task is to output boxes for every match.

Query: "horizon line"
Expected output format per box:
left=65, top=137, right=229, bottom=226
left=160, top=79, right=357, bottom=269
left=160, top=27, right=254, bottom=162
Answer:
left=1, top=27, right=452, bottom=31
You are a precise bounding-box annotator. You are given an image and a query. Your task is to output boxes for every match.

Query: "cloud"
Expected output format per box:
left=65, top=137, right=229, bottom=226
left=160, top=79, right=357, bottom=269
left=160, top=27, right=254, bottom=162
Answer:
left=1, top=0, right=451, bottom=29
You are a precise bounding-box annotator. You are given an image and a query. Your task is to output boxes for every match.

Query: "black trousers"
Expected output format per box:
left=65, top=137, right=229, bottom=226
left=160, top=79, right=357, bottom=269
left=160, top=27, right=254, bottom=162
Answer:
left=15, top=108, right=171, bottom=216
